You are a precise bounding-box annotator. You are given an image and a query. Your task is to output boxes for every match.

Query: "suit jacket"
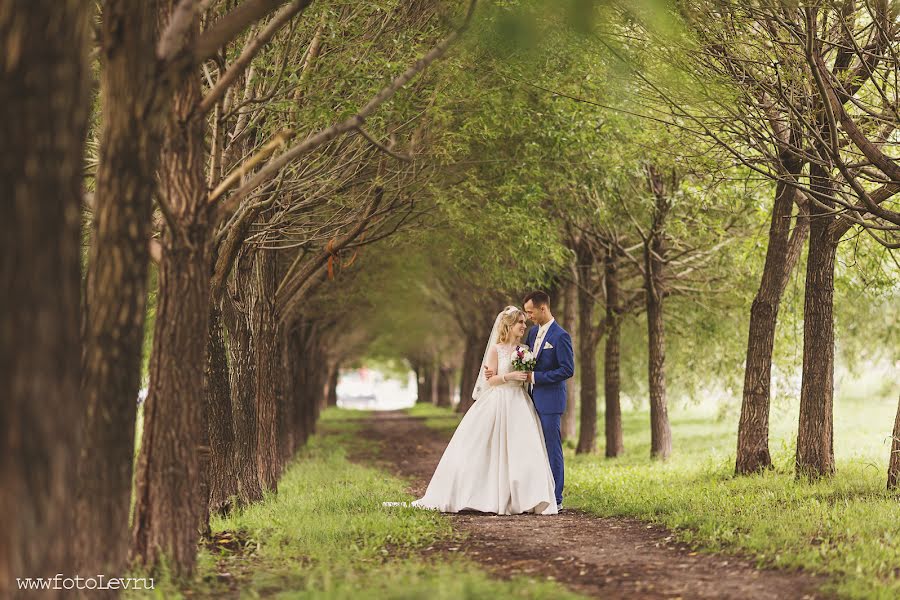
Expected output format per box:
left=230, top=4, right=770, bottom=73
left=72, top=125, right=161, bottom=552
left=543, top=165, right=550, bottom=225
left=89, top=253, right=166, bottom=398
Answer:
left=526, top=320, right=575, bottom=415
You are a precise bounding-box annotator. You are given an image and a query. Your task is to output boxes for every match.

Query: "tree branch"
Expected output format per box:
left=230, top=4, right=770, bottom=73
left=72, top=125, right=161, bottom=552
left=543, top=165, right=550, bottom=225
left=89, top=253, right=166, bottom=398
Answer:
left=158, top=0, right=202, bottom=63
left=354, top=126, right=412, bottom=162
left=194, top=0, right=292, bottom=63
left=208, top=128, right=295, bottom=204
left=214, top=0, right=477, bottom=222
left=277, top=189, right=384, bottom=321
left=198, top=0, right=312, bottom=116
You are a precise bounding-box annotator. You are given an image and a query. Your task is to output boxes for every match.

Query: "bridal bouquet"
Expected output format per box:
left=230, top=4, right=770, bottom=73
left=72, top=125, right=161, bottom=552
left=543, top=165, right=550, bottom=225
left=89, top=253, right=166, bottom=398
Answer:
left=511, top=345, right=537, bottom=372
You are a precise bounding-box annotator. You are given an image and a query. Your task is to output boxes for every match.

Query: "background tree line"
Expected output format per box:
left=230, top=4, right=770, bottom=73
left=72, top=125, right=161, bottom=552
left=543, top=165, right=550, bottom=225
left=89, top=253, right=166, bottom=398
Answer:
left=2, top=0, right=897, bottom=595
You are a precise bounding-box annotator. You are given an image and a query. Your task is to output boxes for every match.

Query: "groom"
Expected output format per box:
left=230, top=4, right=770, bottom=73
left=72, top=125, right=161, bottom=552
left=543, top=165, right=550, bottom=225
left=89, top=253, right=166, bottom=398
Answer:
left=486, top=291, right=574, bottom=510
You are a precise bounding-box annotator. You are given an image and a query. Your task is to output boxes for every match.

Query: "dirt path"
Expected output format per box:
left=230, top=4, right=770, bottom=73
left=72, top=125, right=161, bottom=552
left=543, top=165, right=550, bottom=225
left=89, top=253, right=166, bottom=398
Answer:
left=355, top=411, right=828, bottom=600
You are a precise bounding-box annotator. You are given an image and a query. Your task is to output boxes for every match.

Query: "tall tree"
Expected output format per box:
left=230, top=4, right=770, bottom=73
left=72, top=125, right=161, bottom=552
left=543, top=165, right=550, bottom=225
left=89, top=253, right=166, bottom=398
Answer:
left=574, top=237, right=604, bottom=455
left=131, top=0, right=472, bottom=573
left=0, top=1, right=92, bottom=592
left=735, top=149, right=808, bottom=474
left=643, top=165, right=673, bottom=460
left=76, top=0, right=166, bottom=576
left=205, top=301, right=237, bottom=515
left=603, top=248, right=624, bottom=457
left=130, top=24, right=212, bottom=573
left=672, top=1, right=900, bottom=477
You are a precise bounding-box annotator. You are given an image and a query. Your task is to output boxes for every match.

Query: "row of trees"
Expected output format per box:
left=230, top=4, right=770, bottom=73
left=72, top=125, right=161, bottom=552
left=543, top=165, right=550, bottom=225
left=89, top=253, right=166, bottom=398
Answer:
left=3, top=0, right=898, bottom=594
left=361, top=0, right=897, bottom=488
left=670, top=1, right=900, bottom=477
left=3, top=0, right=476, bottom=591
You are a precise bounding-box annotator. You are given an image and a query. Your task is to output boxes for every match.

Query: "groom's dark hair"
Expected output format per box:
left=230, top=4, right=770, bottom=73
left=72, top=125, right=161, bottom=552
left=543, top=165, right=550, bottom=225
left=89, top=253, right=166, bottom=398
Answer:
left=523, top=290, right=550, bottom=307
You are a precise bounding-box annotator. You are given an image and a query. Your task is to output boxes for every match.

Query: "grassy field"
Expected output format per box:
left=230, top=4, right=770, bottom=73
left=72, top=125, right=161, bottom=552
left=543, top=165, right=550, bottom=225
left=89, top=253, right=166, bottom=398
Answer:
left=141, top=408, right=582, bottom=599
left=414, top=382, right=900, bottom=599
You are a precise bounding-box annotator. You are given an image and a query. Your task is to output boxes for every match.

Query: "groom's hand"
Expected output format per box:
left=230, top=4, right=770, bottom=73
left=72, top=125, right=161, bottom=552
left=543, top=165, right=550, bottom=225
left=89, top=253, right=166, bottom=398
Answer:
left=483, top=366, right=495, bottom=379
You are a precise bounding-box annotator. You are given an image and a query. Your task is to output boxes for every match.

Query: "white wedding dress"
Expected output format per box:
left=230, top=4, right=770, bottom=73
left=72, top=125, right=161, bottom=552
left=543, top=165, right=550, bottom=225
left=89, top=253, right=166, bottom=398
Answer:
left=411, top=344, right=558, bottom=515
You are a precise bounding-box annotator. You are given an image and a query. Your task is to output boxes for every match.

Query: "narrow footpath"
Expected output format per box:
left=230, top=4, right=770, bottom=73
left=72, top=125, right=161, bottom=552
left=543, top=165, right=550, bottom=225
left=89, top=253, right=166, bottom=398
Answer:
left=356, top=411, right=827, bottom=600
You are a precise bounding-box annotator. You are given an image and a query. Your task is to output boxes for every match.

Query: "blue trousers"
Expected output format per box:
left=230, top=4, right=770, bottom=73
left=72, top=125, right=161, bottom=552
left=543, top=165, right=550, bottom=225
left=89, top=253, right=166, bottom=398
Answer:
left=538, top=411, right=564, bottom=506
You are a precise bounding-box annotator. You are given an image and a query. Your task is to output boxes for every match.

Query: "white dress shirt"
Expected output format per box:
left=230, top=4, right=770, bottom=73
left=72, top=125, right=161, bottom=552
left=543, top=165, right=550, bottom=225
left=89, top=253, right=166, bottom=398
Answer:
left=530, top=318, right=555, bottom=385
left=532, top=318, right=555, bottom=359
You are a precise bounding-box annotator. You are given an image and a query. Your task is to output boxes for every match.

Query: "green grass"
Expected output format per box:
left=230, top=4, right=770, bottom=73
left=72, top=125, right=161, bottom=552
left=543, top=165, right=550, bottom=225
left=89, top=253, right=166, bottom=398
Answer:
left=406, top=402, right=462, bottom=433
left=415, top=387, right=900, bottom=599
left=148, top=407, right=581, bottom=599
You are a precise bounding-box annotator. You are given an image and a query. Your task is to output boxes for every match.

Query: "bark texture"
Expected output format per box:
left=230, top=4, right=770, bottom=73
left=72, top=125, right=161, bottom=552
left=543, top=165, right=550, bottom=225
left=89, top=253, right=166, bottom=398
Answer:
left=326, top=362, right=340, bottom=407
left=416, top=361, right=436, bottom=404
left=279, top=329, right=296, bottom=461
left=0, top=2, right=91, bottom=593
left=252, top=247, right=280, bottom=492
left=604, top=254, right=624, bottom=458
left=130, top=47, right=211, bottom=575
left=436, top=366, right=455, bottom=407
left=646, top=170, right=672, bottom=461
left=796, top=165, right=836, bottom=478
left=457, top=334, right=482, bottom=413
left=77, top=0, right=163, bottom=576
left=206, top=302, right=237, bottom=515
left=287, top=321, right=325, bottom=448
left=735, top=153, right=805, bottom=474
left=224, top=249, right=264, bottom=506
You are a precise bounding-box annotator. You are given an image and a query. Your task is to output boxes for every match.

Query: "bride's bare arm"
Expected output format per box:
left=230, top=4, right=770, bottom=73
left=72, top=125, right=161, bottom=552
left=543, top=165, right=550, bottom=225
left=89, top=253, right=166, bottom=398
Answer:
left=485, top=346, right=506, bottom=386
left=486, top=346, right=527, bottom=385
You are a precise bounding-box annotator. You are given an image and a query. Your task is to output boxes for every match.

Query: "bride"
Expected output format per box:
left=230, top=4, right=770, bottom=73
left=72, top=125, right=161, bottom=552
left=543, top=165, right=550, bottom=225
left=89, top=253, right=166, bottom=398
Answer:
left=409, top=306, right=558, bottom=515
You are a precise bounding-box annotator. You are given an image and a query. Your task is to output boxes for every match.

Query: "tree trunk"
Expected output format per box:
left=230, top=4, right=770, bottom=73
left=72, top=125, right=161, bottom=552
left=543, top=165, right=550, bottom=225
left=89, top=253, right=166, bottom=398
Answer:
left=224, top=250, right=264, bottom=506
left=206, top=302, right=237, bottom=515
left=575, top=254, right=600, bottom=455
left=285, top=327, right=309, bottom=451
left=560, top=275, right=578, bottom=441
left=77, top=0, right=166, bottom=577
left=645, top=178, right=672, bottom=461
left=796, top=163, right=837, bottom=478
left=292, top=321, right=322, bottom=445
left=252, top=247, right=279, bottom=493
left=735, top=154, right=804, bottom=474
left=278, top=327, right=296, bottom=462
left=293, top=327, right=314, bottom=447
left=888, top=396, right=900, bottom=490
left=419, top=361, right=436, bottom=404
left=326, top=362, right=340, bottom=407
left=130, top=54, right=211, bottom=576
left=604, top=254, right=624, bottom=458
left=645, top=285, right=671, bottom=459
left=0, top=2, right=91, bottom=591
left=457, top=334, right=482, bottom=413
left=308, top=337, right=326, bottom=433
left=436, top=365, right=454, bottom=407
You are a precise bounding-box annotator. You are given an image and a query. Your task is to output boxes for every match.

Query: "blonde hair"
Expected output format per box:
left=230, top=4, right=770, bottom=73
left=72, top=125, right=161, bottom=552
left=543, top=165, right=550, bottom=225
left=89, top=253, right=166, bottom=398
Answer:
left=497, top=306, right=525, bottom=344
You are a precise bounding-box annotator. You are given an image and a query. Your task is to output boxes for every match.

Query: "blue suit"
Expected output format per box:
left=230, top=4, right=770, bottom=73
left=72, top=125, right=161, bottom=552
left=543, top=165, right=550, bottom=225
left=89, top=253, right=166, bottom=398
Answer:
left=526, top=320, right=574, bottom=507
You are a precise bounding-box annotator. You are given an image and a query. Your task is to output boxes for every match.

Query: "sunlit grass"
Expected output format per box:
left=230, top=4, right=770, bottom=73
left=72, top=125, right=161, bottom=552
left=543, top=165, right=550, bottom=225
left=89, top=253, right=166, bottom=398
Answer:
left=563, top=389, right=900, bottom=600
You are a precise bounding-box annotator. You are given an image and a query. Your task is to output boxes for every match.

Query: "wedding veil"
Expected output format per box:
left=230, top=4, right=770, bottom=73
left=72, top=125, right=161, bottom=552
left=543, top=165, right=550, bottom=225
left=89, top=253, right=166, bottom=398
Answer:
left=471, top=305, right=521, bottom=403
